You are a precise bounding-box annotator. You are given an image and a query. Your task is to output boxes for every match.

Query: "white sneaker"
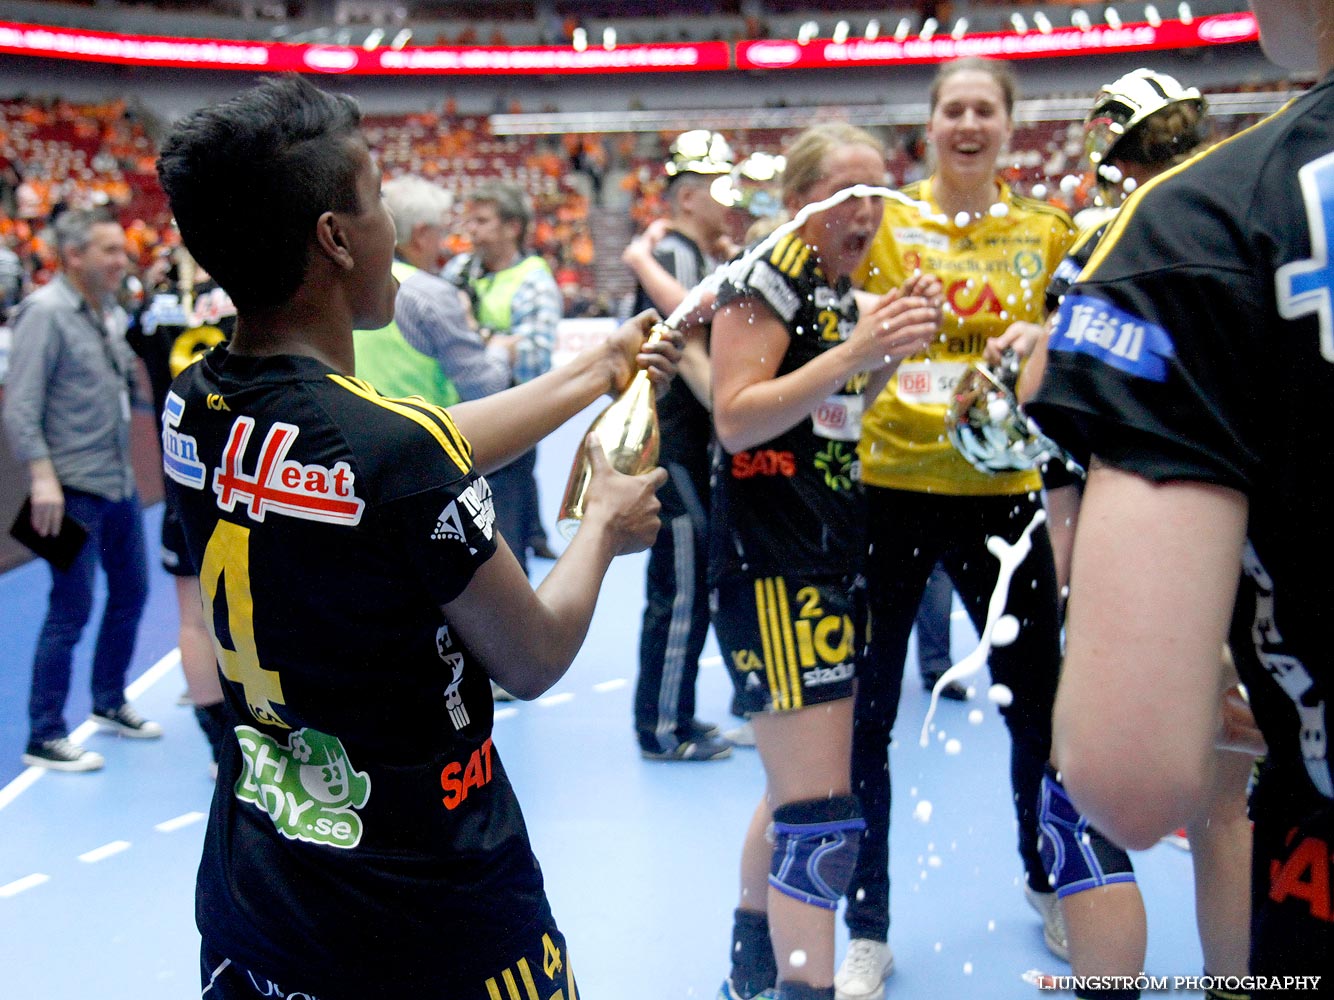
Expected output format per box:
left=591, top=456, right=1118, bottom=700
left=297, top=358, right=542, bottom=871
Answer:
left=1024, top=885, right=1070, bottom=961
left=834, top=938, right=894, bottom=1000
left=723, top=720, right=756, bottom=747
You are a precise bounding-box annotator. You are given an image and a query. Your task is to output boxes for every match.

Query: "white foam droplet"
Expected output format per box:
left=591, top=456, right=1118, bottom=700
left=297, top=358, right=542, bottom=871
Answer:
left=928, top=854, right=943, bottom=868
left=989, top=202, right=1009, bottom=218
left=987, top=920, right=996, bottom=932
left=934, top=941, right=943, bottom=952
left=1059, top=174, right=1079, bottom=195
left=945, top=738, right=962, bottom=755
left=987, top=398, right=1011, bottom=422
left=1123, top=176, right=1138, bottom=193
left=855, top=888, right=866, bottom=902
left=1032, top=184, right=1048, bottom=199
left=991, top=614, right=1020, bottom=647
left=968, top=709, right=984, bottom=725
left=987, top=684, right=1014, bottom=707
left=964, top=961, right=974, bottom=974
left=954, top=211, right=971, bottom=228
left=790, top=949, right=807, bottom=968
left=913, top=800, right=933, bottom=823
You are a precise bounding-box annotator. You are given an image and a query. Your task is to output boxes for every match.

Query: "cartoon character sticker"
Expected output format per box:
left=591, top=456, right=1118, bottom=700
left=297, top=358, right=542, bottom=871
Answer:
left=235, top=726, right=371, bottom=849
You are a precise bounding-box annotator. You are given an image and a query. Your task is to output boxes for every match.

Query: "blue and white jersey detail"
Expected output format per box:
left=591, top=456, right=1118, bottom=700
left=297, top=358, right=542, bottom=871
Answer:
left=162, top=390, right=207, bottom=490
left=1049, top=293, right=1175, bottom=382
left=1276, top=148, right=1334, bottom=363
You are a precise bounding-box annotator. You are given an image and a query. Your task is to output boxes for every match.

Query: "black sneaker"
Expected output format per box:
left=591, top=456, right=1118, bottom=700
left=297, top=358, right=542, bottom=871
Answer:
left=90, top=703, right=164, bottom=739
left=681, top=718, right=722, bottom=741
left=22, top=737, right=105, bottom=772
left=922, top=676, right=968, bottom=701
left=642, top=734, right=733, bottom=762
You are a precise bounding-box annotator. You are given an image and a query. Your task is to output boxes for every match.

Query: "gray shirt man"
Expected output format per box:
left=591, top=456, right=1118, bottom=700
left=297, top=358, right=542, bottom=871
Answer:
left=3, top=274, right=137, bottom=501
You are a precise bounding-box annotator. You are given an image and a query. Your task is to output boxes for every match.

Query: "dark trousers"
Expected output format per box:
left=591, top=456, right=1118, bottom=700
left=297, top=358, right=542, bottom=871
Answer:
left=488, top=447, right=539, bottom=578
left=845, top=487, right=1061, bottom=941
left=29, top=489, right=149, bottom=744
left=914, top=563, right=955, bottom=680
left=634, top=462, right=710, bottom=751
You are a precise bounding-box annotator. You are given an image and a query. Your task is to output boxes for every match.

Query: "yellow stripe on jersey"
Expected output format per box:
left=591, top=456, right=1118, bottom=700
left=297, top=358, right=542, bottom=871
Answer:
left=773, top=577, right=803, bottom=710
left=757, top=578, right=789, bottom=710
left=771, top=233, right=810, bottom=278
left=486, top=978, right=503, bottom=1000
left=336, top=376, right=472, bottom=459
left=1066, top=220, right=1108, bottom=259
left=1080, top=102, right=1295, bottom=281
left=328, top=374, right=471, bottom=473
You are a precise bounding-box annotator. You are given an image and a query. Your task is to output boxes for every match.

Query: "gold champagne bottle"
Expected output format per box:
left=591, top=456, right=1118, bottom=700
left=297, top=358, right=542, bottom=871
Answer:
left=556, top=324, right=664, bottom=539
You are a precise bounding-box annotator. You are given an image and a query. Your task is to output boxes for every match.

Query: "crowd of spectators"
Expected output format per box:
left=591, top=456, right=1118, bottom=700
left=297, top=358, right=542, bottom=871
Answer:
left=0, top=77, right=1310, bottom=326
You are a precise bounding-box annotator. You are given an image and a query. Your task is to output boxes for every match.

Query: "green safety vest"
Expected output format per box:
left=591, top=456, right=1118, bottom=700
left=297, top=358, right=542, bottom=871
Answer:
left=353, top=259, right=461, bottom=408
left=467, top=254, right=551, bottom=334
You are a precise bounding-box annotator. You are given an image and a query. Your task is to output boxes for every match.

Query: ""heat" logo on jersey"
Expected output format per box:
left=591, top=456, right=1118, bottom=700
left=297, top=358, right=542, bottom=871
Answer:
left=214, top=417, right=365, bottom=526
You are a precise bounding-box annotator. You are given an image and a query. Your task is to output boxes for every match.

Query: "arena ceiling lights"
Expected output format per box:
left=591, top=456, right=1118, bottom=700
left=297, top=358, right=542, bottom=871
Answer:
left=0, top=11, right=1257, bottom=77
left=736, top=11, right=1257, bottom=71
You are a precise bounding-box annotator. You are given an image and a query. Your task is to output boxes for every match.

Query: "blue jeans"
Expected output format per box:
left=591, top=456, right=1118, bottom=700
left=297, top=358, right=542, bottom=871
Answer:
left=914, top=563, right=955, bottom=680
left=28, top=489, right=149, bottom=744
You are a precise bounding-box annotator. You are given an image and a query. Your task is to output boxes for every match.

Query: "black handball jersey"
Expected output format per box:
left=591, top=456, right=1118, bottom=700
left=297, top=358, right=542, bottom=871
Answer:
left=164, top=347, right=548, bottom=995
left=710, top=232, right=867, bottom=583
left=632, top=229, right=716, bottom=483
left=1029, top=73, right=1334, bottom=971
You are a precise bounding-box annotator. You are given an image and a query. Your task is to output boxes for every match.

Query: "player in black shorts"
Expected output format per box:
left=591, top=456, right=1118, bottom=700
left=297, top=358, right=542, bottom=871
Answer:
left=156, top=75, right=680, bottom=1000
left=709, top=123, right=941, bottom=1000
left=1028, top=0, right=1333, bottom=989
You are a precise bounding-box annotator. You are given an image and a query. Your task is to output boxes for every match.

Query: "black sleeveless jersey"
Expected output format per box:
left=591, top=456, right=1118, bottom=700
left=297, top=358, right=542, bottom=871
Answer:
left=710, top=232, right=867, bottom=583
left=1030, top=73, right=1334, bottom=971
left=165, top=347, right=547, bottom=994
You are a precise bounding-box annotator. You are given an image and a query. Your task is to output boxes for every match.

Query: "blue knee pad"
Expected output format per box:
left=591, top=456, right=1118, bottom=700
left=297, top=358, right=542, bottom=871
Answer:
left=769, top=796, right=865, bottom=910
left=1039, top=766, right=1136, bottom=898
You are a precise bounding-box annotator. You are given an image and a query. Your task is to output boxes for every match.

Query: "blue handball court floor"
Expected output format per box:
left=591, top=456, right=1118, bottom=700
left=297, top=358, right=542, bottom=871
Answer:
left=0, top=404, right=1207, bottom=999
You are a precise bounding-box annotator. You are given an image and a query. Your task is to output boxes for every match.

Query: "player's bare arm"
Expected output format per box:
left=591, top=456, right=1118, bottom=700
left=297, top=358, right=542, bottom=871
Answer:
left=1054, top=460, right=1248, bottom=850
left=714, top=291, right=938, bottom=453
left=441, top=443, right=666, bottom=698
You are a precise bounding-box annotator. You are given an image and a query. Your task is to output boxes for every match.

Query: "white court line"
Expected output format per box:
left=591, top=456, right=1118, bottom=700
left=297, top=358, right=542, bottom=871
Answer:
left=538, top=693, right=574, bottom=708
left=0, top=648, right=182, bottom=813
left=699, top=655, right=723, bottom=668
left=0, top=873, right=50, bottom=898
left=156, top=811, right=207, bottom=833
left=78, top=840, right=131, bottom=863
left=593, top=679, right=627, bottom=693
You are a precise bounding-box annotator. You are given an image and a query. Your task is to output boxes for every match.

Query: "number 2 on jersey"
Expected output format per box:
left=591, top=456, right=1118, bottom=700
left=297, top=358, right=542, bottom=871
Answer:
left=1276, top=149, right=1334, bottom=362
left=199, top=519, right=290, bottom=728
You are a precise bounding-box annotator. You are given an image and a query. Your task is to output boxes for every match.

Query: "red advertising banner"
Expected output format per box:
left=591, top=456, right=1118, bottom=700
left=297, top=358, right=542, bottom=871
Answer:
left=737, top=13, right=1259, bottom=71
left=0, top=14, right=1257, bottom=77
left=0, top=21, right=730, bottom=75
